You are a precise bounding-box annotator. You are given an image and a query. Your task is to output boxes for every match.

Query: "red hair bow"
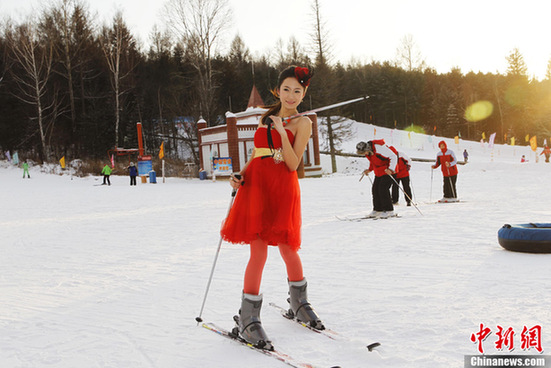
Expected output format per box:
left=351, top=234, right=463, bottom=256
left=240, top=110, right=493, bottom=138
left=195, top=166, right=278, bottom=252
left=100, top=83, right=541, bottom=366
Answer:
left=294, top=67, right=312, bottom=87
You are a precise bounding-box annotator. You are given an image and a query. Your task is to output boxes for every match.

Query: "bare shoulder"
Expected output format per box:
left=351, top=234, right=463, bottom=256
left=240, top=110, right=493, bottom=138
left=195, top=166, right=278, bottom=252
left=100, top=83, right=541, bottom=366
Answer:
left=296, top=116, right=312, bottom=134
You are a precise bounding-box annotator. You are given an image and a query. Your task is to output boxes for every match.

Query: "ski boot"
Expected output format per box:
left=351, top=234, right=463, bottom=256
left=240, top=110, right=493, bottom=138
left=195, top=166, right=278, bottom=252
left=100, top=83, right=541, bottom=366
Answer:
left=287, top=278, right=325, bottom=330
left=367, top=210, right=381, bottom=218
left=232, top=293, right=274, bottom=351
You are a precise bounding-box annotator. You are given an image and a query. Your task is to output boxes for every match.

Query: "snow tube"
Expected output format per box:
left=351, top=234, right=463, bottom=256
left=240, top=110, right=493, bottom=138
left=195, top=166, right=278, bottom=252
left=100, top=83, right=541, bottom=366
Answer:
left=498, top=223, right=551, bottom=253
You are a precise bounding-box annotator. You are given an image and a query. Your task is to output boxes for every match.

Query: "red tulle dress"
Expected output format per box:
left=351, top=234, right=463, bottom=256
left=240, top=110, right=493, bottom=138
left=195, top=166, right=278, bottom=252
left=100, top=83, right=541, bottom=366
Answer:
left=220, top=127, right=302, bottom=251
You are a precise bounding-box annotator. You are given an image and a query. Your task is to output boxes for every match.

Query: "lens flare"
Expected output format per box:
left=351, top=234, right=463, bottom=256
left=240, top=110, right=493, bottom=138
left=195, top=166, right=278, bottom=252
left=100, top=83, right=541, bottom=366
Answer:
left=404, top=125, right=426, bottom=134
left=465, top=100, right=493, bottom=122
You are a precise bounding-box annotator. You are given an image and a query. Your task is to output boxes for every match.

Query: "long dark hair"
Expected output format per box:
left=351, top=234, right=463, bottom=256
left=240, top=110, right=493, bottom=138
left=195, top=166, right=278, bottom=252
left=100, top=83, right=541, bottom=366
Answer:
left=260, top=66, right=313, bottom=149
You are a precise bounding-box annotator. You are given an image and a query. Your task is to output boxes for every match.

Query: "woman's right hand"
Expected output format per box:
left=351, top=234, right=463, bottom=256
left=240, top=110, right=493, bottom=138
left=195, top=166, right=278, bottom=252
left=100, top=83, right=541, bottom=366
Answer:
left=230, top=173, right=244, bottom=189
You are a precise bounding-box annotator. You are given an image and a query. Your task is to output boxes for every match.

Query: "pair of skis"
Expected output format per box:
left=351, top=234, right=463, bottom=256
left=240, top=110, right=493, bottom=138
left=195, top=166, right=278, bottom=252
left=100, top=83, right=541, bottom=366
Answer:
left=201, top=303, right=380, bottom=368
left=336, top=213, right=400, bottom=221
left=202, top=322, right=320, bottom=368
left=269, top=303, right=381, bottom=352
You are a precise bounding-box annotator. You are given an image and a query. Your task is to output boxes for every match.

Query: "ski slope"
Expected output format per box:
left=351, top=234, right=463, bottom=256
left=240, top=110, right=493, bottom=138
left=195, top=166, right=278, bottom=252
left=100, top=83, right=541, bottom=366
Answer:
left=1, top=120, right=549, bottom=368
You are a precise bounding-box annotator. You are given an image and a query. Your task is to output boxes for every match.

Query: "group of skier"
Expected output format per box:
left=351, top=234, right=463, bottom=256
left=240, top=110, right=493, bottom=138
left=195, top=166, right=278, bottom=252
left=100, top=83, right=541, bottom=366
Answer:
left=354, top=137, right=459, bottom=218
left=100, top=163, right=138, bottom=186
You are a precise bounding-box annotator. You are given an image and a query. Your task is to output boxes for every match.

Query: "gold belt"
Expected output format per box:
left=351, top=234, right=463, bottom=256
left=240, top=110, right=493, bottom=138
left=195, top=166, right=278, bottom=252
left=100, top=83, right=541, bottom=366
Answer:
left=253, top=147, right=284, bottom=164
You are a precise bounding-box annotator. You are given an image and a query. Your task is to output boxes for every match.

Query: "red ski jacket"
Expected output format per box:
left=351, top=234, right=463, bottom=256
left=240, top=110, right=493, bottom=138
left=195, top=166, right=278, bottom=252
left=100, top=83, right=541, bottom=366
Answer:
left=396, top=152, right=411, bottom=179
left=434, top=141, right=458, bottom=177
left=366, top=139, right=398, bottom=177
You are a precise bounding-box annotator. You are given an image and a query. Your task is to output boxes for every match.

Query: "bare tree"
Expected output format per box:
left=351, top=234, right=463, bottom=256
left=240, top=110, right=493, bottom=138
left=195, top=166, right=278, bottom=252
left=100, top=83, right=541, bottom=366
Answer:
left=164, top=0, right=232, bottom=125
left=43, top=0, right=93, bottom=137
left=319, top=115, right=354, bottom=151
left=395, top=34, right=426, bottom=72
left=5, top=20, right=56, bottom=161
left=99, top=12, right=137, bottom=148
left=275, top=36, right=310, bottom=68
left=310, top=0, right=332, bottom=66
left=310, top=0, right=351, bottom=173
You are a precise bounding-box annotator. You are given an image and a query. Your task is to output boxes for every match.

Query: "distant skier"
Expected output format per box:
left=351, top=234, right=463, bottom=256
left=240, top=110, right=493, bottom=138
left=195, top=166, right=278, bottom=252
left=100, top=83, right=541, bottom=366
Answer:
left=22, top=160, right=30, bottom=179
left=356, top=139, right=398, bottom=218
left=392, top=151, right=413, bottom=206
left=540, top=146, right=550, bottom=163
left=432, top=141, right=458, bottom=202
left=101, top=164, right=112, bottom=186
left=127, top=162, right=138, bottom=186
left=463, top=149, right=469, bottom=163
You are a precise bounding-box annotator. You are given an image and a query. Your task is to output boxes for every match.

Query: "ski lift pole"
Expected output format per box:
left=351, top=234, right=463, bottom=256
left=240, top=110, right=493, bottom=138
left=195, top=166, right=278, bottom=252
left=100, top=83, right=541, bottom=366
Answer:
left=388, top=173, right=423, bottom=216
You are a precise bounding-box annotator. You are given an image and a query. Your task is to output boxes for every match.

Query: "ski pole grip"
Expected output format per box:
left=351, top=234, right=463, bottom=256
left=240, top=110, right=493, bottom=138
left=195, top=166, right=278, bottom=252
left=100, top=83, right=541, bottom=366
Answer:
left=231, top=174, right=243, bottom=197
left=233, top=174, right=243, bottom=185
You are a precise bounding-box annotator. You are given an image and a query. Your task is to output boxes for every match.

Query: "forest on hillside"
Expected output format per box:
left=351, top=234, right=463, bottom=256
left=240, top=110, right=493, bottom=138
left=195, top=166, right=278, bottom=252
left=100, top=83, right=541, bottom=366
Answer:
left=1, top=0, right=550, bottom=165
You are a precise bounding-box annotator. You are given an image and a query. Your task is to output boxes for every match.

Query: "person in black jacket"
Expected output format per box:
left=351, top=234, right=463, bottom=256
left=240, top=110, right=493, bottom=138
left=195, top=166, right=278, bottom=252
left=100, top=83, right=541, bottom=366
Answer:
left=127, top=162, right=138, bottom=186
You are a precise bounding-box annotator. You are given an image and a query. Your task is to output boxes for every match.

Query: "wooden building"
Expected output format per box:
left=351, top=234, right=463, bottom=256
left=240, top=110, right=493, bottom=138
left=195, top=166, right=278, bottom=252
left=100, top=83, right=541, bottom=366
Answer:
left=197, top=86, right=322, bottom=178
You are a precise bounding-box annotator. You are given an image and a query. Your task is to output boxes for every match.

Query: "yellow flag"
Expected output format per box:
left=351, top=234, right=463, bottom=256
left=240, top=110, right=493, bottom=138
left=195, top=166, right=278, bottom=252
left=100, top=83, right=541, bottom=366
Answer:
left=482, top=132, right=486, bottom=140
left=530, top=136, right=537, bottom=151
left=59, top=156, right=66, bottom=169
left=525, top=134, right=530, bottom=142
left=159, top=142, right=165, bottom=159
left=511, top=137, right=515, bottom=146
left=454, top=136, right=459, bottom=144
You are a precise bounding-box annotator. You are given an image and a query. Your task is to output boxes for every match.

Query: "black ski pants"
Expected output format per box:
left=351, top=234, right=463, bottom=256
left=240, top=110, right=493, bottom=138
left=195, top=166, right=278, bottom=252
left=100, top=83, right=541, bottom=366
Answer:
left=372, top=174, right=394, bottom=212
left=443, top=175, right=457, bottom=198
left=392, top=176, right=412, bottom=204
left=130, top=175, right=137, bottom=186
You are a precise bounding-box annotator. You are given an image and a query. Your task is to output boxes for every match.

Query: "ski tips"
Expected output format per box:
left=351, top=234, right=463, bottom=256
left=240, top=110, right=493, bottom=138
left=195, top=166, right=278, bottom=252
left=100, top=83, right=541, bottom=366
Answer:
left=367, top=342, right=381, bottom=351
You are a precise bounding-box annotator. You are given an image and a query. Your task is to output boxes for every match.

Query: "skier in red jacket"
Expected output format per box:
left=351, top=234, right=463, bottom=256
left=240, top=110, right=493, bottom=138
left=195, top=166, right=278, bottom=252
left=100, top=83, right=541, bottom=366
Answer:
left=356, top=139, right=398, bottom=218
left=392, top=151, right=413, bottom=206
left=431, top=140, right=458, bottom=202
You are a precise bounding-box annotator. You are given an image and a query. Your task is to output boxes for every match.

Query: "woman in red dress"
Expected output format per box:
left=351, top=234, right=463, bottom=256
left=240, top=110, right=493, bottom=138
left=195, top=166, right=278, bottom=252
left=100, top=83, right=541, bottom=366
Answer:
left=220, top=66, right=324, bottom=350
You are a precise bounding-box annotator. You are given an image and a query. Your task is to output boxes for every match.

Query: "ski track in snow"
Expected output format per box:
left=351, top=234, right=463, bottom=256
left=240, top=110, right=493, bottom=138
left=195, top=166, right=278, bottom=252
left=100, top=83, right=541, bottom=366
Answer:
left=1, top=125, right=551, bottom=367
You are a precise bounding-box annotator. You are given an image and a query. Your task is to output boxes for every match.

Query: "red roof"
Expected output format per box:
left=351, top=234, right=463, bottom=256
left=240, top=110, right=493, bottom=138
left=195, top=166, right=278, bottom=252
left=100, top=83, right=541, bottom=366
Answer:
left=247, top=85, right=264, bottom=108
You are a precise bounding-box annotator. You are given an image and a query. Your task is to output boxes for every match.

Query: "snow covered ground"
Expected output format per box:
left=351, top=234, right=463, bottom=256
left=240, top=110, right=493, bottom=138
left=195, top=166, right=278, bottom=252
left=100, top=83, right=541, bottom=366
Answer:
left=1, top=121, right=550, bottom=368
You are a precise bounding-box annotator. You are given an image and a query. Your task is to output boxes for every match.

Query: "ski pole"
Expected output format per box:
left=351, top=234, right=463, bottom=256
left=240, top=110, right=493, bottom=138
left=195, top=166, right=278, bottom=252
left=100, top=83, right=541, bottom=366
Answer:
left=359, top=171, right=373, bottom=184
left=409, top=175, right=418, bottom=205
left=364, top=172, right=373, bottom=185
left=282, top=96, right=369, bottom=125
left=448, top=176, right=457, bottom=199
left=430, top=168, right=434, bottom=203
left=388, top=174, right=423, bottom=215
left=196, top=174, right=242, bottom=324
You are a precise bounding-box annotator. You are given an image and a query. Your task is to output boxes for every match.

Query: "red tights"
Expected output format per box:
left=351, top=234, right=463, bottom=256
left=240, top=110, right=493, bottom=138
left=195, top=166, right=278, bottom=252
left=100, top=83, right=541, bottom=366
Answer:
left=243, top=238, right=304, bottom=295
